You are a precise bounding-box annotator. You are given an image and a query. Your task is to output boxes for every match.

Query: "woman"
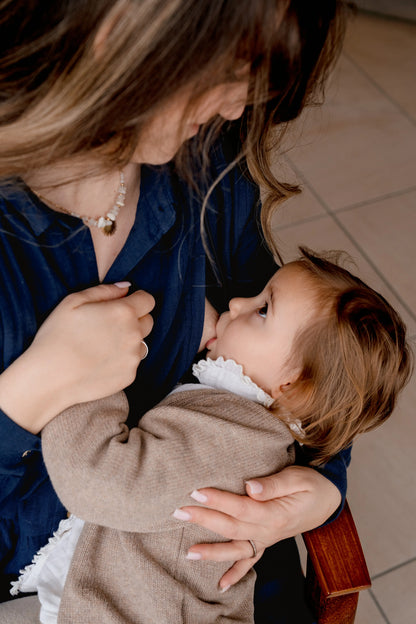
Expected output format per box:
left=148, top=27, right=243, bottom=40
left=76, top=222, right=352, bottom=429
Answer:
left=0, top=0, right=351, bottom=620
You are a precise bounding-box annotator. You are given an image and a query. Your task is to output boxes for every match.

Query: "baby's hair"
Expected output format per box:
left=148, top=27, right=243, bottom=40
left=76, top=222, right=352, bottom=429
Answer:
left=273, top=247, right=413, bottom=465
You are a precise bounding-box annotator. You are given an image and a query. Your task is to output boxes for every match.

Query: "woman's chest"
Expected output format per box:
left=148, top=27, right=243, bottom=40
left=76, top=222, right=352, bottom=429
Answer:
left=0, top=213, right=207, bottom=406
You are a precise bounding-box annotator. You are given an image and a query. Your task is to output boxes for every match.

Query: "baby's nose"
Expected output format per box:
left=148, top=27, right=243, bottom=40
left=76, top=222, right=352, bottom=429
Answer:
left=228, top=297, right=245, bottom=317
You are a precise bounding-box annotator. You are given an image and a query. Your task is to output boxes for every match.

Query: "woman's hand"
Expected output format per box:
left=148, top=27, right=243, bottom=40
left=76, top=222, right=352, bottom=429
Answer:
left=177, top=465, right=341, bottom=590
left=0, top=283, right=155, bottom=433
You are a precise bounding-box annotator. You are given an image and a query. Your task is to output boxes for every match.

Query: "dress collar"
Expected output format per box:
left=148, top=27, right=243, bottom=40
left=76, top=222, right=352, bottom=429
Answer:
left=192, top=357, right=275, bottom=408
left=0, top=164, right=177, bottom=239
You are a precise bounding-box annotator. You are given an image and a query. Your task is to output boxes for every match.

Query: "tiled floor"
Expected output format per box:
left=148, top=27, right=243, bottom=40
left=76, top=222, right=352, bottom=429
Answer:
left=270, top=11, right=416, bottom=624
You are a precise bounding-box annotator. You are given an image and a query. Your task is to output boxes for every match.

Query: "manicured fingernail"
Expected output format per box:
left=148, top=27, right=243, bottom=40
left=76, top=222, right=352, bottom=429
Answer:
left=246, top=480, right=263, bottom=494
left=220, top=584, right=231, bottom=593
left=190, top=489, right=208, bottom=503
left=186, top=551, right=202, bottom=560
left=114, top=281, right=131, bottom=288
left=173, top=509, right=191, bottom=521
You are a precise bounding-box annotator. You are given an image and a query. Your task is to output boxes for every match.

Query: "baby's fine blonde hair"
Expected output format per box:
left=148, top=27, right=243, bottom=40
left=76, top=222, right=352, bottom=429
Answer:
left=273, top=248, right=413, bottom=465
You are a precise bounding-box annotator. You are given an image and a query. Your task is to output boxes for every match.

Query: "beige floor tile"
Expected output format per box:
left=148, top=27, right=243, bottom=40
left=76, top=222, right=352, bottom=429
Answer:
left=348, top=372, right=416, bottom=576
left=270, top=185, right=325, bottom=230
left=355, top=589, right=387, bottom=624
left=271, top=214, right=416, bottom=334
left=356, top=1, right=416, bottom=22
left=345, top=12, right=416, bottom=121
left=261, top=150, right=326, bottom=230
left=371, top=560, right=416, bottom=624
left=283, top=54, right=416, bottom=210
left=337, top=191, right=416, bottom=330
left=264, top=153, right=326, bottom=229
left=272, top=12, right=416, bottom=624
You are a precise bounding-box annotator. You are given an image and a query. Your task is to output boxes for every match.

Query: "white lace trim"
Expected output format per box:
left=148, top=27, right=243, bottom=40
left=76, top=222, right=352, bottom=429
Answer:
left=192, top=357, right=275, bottom=408
left=10, top=515, right=76, bottom=596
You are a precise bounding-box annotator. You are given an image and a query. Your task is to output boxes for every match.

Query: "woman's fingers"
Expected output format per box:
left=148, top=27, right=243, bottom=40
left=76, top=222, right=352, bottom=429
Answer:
left=71, top=285, right=155, bottom=330
left=187, top=539, right=258, bottom=563
left=175, top=489, right=275, bottom=543
left=189, top=488, right=267, bottom=524
left=218, top=551, right=264, bottom=591
left=245, top=465, right=342, bottom=530
left=174, top=469, right=343, bottom=592
left=175, top=505, right=256, bottom=541
left=114, top=289, right=155, bottom=344
left=245, top=465, right=312, bottom=500
left=186, top=539, right=264, bottom=592
left=29, top=284, right=157, bottom=409
left=124, top=289, right=156, bottom=320
left=67, top=282, right=131, bottom=306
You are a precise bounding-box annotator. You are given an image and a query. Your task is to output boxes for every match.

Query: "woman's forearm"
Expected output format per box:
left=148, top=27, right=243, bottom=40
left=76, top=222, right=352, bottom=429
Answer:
left=0, top=348, right=71, bottom=434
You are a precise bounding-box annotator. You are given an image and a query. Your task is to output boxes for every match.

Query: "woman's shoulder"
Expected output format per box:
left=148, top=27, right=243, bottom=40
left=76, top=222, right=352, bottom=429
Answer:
left=0, top=182, right=52, bottom=239
left=0, top=181, right=34, bottom=219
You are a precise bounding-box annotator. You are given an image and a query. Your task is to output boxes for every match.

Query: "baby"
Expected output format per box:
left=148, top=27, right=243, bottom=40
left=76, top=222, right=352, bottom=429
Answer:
left=12, top=248, right=412, bottom=624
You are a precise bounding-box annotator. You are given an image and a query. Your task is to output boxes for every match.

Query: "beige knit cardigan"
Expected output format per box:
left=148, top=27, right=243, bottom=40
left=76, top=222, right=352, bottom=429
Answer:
left=42, top=388, right=295, bottom=624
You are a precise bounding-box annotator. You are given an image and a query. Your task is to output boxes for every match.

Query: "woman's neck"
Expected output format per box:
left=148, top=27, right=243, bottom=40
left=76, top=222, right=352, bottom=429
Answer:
left=25, top=161, right=141, bottom=221
left=25, top=160, right=142, bottom=282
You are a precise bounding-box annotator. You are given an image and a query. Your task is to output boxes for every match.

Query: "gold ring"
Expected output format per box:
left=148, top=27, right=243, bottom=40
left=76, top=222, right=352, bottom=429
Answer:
left=248, top=539, right=257, bottom=558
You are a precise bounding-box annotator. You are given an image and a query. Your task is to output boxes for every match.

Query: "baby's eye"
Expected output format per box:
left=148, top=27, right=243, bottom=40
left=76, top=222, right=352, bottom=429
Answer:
left=257, top=303, right=268, bottom=318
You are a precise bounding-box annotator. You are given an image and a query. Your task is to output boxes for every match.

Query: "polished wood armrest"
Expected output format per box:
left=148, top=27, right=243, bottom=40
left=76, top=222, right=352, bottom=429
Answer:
left=302, top=501, right=371, bottom=624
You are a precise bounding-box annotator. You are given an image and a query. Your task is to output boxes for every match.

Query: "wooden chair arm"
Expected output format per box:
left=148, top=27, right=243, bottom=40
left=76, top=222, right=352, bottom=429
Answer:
left=302, top=501, right=371, bottom=624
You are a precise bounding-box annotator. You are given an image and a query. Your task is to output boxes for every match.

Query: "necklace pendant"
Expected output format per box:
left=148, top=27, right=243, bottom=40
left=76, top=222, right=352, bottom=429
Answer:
left=97, top=216, right=116, bottom=235
left=102, top=220, right=116, bottom=235
left=33, top=170, right=124, bottom=238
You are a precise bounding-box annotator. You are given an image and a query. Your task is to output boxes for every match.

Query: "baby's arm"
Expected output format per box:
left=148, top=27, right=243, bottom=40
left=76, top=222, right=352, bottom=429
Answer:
left=42, top=391, right=294, bottom=533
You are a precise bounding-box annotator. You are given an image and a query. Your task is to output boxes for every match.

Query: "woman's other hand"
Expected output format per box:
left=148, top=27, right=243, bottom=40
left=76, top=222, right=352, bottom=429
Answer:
left=0, top=283, right=154, bottom=432
left=177, top=465, right=341, bottom=590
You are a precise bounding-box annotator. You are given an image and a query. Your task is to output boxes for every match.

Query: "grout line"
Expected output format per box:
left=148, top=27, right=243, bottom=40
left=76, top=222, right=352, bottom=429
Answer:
left=371, top=556, right=416, bottom=581
left=285, top=156, right=416, bottom=324
left=273, top=212, right=328, bottom=233
left=342, top=51, right=416, bottom=128
left=358, top=9, right=416, bottom=26
left=273, top=183, right=416, bottom=232
left=333, top=185, right=416, bottom=215
left=368, top=589, right=391, bottom=624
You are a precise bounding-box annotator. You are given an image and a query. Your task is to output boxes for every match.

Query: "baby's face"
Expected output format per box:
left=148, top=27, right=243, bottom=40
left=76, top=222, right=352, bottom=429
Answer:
left=206, top=263, right=317, bottom=398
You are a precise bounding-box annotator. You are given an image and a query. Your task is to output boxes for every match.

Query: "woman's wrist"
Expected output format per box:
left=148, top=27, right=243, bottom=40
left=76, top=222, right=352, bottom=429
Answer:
left=0, top=349, right=69, bottom=434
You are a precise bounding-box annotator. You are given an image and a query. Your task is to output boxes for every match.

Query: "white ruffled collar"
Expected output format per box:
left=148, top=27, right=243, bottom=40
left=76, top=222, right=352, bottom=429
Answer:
left=192, top=357, right=275, bottom=408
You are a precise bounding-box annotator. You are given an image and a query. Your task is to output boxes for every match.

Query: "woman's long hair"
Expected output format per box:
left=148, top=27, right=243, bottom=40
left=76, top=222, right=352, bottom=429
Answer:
left=273, top=248, right=413, bottom=465
left=0, top=1, right=352, bottom=236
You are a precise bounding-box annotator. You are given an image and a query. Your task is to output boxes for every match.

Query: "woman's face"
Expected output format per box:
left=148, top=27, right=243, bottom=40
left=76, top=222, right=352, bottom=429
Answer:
left=133, top=78, right=249, bottom=165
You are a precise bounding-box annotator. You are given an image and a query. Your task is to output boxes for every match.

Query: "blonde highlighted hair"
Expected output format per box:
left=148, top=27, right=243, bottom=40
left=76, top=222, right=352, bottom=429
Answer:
left=0, top=0, right=352, bottom=246
left=273, top=248, right=413, bottom=465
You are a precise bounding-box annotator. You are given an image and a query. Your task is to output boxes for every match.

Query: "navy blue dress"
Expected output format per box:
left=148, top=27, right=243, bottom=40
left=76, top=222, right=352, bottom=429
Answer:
left=0, top=134, right=349, bottom=620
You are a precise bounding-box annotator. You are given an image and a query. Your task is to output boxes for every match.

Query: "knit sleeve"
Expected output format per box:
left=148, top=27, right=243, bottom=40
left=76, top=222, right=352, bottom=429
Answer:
left=42, top=391, right=295, bottom=533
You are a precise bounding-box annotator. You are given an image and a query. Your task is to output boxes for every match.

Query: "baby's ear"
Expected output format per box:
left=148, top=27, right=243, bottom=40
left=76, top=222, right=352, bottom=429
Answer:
left=270, top=381, right=290, bottom=399
left=270, top=367, right=301, bottom=399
